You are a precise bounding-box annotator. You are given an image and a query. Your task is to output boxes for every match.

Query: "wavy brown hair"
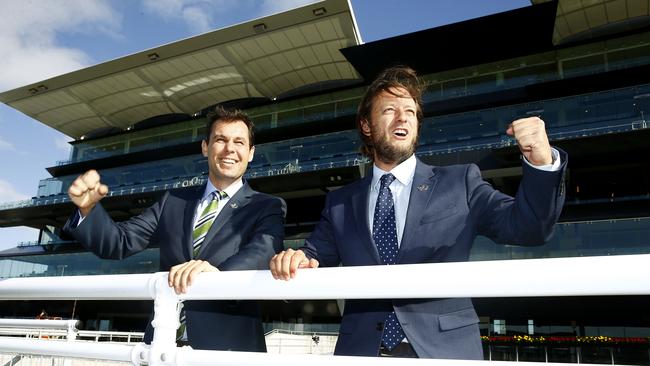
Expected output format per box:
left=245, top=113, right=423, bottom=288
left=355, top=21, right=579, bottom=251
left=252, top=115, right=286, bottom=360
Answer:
left=356, top=66, right=424, bottom=159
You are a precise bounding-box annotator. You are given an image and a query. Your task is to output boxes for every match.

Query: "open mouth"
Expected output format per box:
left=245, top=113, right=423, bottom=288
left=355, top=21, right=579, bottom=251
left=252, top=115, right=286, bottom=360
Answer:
left=393, top=128, right=408, bottom=137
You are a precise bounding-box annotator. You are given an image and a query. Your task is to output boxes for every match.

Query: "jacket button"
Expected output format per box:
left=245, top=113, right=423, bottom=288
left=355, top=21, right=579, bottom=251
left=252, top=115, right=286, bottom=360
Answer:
left=376, top=322, right=384, bottom=331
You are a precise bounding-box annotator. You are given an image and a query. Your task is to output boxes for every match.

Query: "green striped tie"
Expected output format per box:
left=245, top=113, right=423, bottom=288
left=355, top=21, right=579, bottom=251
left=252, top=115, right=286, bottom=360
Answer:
left=177, top=190, right=227, bottom=342
left=192, top=191, right=227, bottom=258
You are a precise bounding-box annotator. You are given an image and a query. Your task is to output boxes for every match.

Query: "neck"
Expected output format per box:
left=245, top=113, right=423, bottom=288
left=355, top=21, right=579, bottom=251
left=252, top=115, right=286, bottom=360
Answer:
left=373, top=153, right=413, bottom=172
left=209, top=175, right=238, bottom=191
left=373, top=158, right=398, bottom=172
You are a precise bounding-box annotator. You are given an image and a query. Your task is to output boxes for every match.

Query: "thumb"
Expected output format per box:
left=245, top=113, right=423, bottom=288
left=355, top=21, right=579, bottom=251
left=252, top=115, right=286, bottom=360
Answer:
left=97, top=184, right=109, bottom=197
left=505, top=125, right=514, bottom=136
left=298, top=258, right=319, bottom=269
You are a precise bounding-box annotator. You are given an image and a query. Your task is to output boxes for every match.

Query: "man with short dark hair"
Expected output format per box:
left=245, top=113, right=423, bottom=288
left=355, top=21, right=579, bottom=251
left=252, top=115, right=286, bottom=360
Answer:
left=65, top=106, right=286, bottom=351
left=270, top=66, right=566, bottom=359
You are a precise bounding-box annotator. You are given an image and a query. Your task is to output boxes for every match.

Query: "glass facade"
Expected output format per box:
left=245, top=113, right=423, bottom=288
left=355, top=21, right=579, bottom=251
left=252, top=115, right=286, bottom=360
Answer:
left=0, top=249, right=159, bottom=278
left=484, top=343, right=650, bottom=364
left=19, top=80, right=649, bottom=206
left=52, top=30, right=650, bottom=168
left=471, top=217, right=650, bottom=261
left=3, top=217, right=649, bottom=279
left=31, top=129, right=364, bottom=202
left=63, top=89, right=365, bottom=166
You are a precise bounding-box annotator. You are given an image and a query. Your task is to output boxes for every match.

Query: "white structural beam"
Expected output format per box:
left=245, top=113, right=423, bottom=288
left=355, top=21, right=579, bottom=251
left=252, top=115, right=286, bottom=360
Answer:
left=0, top=337, right=607, bottom=366
left=1, top=255, right=650, bottom=301
left=182, top=253, right=650, bottom=300
left=0, top=337, right=137, bottom=363
left=175, top=347, right=595, bottom=366
left=0, top=319, right=79, bottom=330
left=0, top=272, right=162, bottom=300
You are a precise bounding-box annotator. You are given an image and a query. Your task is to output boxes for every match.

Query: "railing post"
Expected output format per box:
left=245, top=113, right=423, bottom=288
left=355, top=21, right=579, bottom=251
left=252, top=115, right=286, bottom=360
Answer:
left=65, top=320, right=78, bottom=341
left=147, top=272, right=180, bottom=366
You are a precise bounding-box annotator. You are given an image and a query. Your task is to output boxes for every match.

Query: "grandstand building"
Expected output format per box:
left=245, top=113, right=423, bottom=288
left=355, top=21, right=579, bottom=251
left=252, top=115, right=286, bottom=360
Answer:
left=1, top=0, right=650, bottom=363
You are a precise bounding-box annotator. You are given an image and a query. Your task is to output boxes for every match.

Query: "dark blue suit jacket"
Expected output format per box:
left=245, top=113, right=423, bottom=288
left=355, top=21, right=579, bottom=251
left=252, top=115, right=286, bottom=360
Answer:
left=302, top=153, right=567, bottom=359
left=64, top=182, right=286, bottom=351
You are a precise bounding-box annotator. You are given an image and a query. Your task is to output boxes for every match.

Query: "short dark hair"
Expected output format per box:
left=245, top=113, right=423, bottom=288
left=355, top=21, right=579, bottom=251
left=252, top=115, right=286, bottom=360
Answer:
left=356, top=66, right=424, bottom=158
left=205, top=106, right=255, bottom=146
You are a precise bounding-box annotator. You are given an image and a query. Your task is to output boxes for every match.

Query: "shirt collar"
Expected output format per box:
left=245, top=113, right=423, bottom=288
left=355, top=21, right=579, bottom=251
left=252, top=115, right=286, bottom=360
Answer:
left=202, top=178, right=244, bottom=201
left=371, top=154, right=417, bottom=190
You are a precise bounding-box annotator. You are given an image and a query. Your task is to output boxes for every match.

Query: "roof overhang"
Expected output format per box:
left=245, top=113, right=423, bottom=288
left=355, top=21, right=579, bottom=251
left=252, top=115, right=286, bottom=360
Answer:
left=533, top=0, right=650, bottom=45
left=0, top=0, right=362, bottom=139
left=341, top=3, right=557, bottom=82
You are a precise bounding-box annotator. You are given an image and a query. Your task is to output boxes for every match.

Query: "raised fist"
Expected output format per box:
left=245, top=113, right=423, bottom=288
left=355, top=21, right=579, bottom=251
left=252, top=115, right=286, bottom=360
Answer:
left=506, top=117, right=553, bottom=166
left=68, top=169, right=109, bottom=216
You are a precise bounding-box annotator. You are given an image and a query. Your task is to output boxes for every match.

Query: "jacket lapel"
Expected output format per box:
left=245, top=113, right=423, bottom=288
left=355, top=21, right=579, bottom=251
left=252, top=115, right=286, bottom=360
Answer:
left=183, top=185, right=204, bottom=260
left=195, top=182, right=253, bottom=258
left=350, top=175, right=382, bottom=264
left=398, top=159, right=438, bottom=262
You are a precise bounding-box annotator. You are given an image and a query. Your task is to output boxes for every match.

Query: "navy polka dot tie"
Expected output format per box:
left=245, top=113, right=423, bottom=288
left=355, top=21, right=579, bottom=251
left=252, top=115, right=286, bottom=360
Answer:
left=373, top=173, right=406, bottom=350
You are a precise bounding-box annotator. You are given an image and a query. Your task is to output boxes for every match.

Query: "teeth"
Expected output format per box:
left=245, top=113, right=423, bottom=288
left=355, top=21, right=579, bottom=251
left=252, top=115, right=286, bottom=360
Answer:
left=221, top=159, right=236, bottom=164
left=394, top=129, right=407, bottom=136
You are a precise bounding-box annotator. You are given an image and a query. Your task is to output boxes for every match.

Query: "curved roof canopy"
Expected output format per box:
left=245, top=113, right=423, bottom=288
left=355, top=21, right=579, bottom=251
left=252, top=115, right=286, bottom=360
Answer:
left=534, top=0, right=650, bottom=45
left=0, top=0, right=361, bottom=139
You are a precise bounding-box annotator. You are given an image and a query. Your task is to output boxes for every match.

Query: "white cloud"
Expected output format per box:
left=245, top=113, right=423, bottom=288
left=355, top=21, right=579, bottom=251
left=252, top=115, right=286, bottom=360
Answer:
left=259, top=0, right=317, bottom=16
left=142, top=0, right=219, bottom=33
left=142, top=0, right=318, bottom=34
left=181, top=5, right=214, bottom=34
left=0, top=179, right=29, bottom=202
left=0, top=136, right=16, bottom=151
left=0, top=0, right=122, bottom=92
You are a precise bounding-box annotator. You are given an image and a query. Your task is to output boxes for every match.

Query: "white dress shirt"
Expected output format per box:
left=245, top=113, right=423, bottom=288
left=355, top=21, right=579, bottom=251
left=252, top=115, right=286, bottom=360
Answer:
left=193, top=178, right=244, bottom=226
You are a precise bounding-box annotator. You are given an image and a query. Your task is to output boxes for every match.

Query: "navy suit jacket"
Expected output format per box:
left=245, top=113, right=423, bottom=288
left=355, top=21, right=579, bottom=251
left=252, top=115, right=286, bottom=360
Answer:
left=302, top=153, right=567, bottom=359
left=64, top=182, right=286, bottom=351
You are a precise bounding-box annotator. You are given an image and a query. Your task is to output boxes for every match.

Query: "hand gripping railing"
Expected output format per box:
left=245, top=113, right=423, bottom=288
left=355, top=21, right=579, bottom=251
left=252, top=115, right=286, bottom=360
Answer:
left=2, top=254, right=650, bottom=365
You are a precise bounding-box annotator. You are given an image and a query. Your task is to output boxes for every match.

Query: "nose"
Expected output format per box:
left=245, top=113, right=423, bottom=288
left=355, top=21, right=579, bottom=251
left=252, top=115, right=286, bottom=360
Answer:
left=395, top=107, right=408, bottom=122
left=224, top=140, right=236, bottom=153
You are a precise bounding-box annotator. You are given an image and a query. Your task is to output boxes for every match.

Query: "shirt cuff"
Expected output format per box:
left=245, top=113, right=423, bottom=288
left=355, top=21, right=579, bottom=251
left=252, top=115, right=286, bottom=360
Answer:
left=71, top=209, right=85, bottom=228
left=522, top=148, right=561, bottom=172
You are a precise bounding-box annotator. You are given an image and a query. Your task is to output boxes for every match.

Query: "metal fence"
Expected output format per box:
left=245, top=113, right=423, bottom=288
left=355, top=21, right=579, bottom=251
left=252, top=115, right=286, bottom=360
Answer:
left=2, top=254, right=650, bottom=365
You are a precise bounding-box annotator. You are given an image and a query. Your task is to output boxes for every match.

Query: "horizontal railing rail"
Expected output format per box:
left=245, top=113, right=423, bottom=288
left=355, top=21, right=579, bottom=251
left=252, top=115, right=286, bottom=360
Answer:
left=0, top=319, right=79, bottom=341
left=265, top=328, right=340, bottom=337
left=0, top=319, right=79, bottom=330
left=3, top=254, right=648, bottom=301
left=2, top=254, right=649, bottom=365
left=0, top=325, right=144, bottom=344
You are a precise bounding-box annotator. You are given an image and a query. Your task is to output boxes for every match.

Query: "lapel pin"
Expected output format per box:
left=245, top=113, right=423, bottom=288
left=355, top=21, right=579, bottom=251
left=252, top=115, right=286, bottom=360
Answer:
left=230, top=202, right=238, bottom=209
left=417, top=184, right=429, bottom=192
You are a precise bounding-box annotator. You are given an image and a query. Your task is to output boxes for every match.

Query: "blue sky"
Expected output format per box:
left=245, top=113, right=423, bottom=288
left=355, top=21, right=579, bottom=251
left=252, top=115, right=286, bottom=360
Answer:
left=0, top=0, right=529, bottom=250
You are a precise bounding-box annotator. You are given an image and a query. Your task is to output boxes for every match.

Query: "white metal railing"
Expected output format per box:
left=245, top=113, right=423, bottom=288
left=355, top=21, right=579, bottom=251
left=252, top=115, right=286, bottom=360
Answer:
left=76, top=330, right=144, bottom=343
left=265, top=329, right=337, bottom=355
left=0, top=327, right=144, bottom=344
left=0, top=319, right=79, bottom=341
left=2, top=254, right=650, bottom=365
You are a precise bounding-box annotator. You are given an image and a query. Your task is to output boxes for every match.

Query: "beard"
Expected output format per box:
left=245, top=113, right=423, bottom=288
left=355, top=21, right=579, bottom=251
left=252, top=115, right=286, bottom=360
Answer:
left=371, top=130, right=417, bottom=166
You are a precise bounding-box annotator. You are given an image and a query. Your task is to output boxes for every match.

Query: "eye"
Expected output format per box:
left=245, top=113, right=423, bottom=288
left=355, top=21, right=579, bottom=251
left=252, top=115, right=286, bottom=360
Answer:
left=383, top=107, right=395, bottom=114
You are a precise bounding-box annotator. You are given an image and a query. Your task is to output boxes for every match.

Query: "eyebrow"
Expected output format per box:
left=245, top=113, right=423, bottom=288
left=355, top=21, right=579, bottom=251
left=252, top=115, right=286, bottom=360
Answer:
left=212, top=134, right=248, bottom=142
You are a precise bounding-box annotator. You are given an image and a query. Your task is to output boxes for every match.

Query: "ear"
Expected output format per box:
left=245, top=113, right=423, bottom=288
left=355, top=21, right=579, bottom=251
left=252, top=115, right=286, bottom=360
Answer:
left=360, top=119, right=372, bottom=137
left=201, top=140, right=208, bottom=157
left=248, top=146, right=255, bottom=162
